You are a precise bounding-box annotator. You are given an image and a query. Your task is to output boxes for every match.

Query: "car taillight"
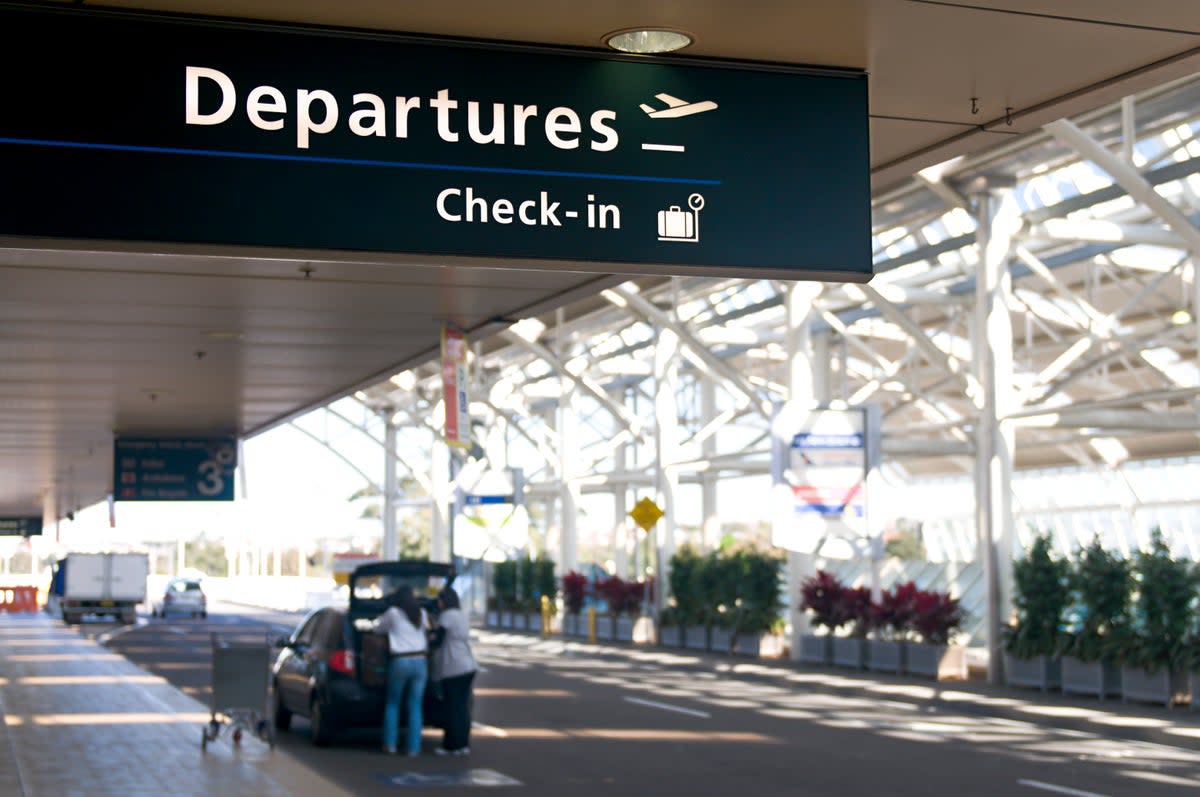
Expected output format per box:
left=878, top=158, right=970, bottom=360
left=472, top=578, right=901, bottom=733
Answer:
left=164, top=594, right=174, bottom=603
left=329, top=650, right=355, bottom=675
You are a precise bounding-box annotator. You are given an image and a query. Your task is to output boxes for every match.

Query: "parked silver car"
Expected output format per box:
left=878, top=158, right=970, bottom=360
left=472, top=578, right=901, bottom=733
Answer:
left=153, top=577, right=207, bottom=618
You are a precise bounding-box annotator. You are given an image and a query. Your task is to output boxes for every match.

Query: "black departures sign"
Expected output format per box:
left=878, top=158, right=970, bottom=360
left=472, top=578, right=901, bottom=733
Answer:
left=0, top=4, right=871, bottom=281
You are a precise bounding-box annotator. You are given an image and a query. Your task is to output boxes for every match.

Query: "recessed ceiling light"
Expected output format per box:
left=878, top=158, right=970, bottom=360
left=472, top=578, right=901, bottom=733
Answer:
left=604, top=28, right=693, bottom=54
left=204, top=330, right=244, bottom=340
left=1170, top=309, right=1193, bottom=325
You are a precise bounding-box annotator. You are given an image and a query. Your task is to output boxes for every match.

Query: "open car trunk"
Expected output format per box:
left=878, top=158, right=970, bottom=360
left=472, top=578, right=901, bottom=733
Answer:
left=346, top=560, right=456, bottom=692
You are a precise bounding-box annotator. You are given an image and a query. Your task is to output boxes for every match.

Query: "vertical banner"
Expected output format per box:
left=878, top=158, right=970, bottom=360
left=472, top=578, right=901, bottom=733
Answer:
left=771, top=403, right=880, bottom=557
left=441, top=324, right=470, bottom=448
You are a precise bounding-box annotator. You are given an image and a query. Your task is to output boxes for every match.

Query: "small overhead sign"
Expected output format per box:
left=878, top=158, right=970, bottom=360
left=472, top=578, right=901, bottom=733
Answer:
left=0, top=517, right=42, bottom=536
left=0, top=6, right=870, bottom=282
left=113, top=437, right=237, bottom=501
left=628, top=497, right=665, bottom=531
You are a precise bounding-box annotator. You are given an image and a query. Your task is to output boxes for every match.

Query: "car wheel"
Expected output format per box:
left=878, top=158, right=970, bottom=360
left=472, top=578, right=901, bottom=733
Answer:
left=309, top=696, right=335, bottom=747
left=200, top=611, right=208, bottom=619
left=272, top=684, right=292, bottom=731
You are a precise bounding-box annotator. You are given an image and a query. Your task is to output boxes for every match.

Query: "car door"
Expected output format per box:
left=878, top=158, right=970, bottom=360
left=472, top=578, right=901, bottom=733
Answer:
left=277, top=611, right=324, bottom=712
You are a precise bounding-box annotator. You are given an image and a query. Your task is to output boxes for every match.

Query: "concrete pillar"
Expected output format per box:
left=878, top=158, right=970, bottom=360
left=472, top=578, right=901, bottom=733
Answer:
left=973, top=184, right=1020, bottom=685
left=785, top=281, right=823, bottom=658
left=654, top=324, right=680, bottom=616
left=382, top=412, right=398, bottom=560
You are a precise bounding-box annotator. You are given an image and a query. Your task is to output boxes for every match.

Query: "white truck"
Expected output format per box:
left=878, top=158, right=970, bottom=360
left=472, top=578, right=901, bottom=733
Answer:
left=46, top=552, right=149, bottom=625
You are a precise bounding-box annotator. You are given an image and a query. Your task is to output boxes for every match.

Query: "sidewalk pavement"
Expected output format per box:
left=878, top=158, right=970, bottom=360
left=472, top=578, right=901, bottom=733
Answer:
left=478, top=627, right=1200, bottom=754
left=0, top=612, right=355, bottom=797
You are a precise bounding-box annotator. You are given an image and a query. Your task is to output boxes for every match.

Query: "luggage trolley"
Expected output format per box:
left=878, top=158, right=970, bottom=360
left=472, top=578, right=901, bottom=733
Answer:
left=201, top=632, right=275, bottom=751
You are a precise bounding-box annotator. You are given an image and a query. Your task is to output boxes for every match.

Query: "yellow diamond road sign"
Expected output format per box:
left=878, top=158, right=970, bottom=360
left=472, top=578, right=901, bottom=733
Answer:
left=629, top=497, right=664, bottom=531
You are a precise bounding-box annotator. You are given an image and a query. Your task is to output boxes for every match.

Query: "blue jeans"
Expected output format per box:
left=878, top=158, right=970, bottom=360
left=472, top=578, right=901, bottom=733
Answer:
left=383, top=655, right=427, bottom=753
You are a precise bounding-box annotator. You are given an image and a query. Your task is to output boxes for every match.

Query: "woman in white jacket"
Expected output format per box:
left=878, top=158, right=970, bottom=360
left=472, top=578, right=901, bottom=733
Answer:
left=429, top=587, right=477, bottom=756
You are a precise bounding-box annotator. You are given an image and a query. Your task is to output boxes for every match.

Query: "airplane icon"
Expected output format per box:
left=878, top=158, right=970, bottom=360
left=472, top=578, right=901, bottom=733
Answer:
left=639, top=93, right=719, bottom=118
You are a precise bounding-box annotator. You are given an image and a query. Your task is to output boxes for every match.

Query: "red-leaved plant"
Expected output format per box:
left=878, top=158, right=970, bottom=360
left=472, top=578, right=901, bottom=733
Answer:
left=799, top=570, right=847, bottom=632
left=872, top=581, right=921, bottom=640
left=561, top=570, right=588, bottom=615
left=911, top=589, right=965, bottom=645
left=838, top=585, right=876, bottom=638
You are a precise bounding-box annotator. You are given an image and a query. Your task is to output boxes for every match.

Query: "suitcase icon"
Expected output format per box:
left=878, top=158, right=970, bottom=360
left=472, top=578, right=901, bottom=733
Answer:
left=657, top=194, right=704, bottom=242
left=658, top=206, right=694, bottom=239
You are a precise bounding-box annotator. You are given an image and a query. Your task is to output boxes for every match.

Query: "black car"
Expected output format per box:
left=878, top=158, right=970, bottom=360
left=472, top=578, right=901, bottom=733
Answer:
left=270, top=560, right=455, bottom=746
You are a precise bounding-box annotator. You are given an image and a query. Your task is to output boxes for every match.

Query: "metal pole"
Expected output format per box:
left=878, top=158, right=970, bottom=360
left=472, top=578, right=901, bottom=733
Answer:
left=382, top=411, right=398, bottom=560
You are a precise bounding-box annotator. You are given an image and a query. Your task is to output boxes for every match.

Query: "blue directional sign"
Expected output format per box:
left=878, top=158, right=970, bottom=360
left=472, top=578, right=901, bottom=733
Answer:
left=0, top=517, right=42, bottom=536
left=113, top=437, right=237, bottom=501
left=463, top=494, right=511, bottom=506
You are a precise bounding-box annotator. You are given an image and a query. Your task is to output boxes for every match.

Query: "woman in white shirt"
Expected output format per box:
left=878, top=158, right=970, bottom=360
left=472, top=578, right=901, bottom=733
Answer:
left=429, top=586, right=477, bottom=756
left=373, top=585, right=428, bottom=755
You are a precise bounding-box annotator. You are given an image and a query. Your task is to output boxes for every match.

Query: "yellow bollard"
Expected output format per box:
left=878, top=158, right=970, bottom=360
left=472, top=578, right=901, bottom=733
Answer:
left=587, top=605, right=597, bottom=643
left=540, top=595, right=552, bottom=638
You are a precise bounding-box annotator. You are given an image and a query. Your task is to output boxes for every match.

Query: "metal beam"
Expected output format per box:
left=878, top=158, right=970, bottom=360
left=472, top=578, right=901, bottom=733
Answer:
left=1045, top=118, right=1200, bottom=254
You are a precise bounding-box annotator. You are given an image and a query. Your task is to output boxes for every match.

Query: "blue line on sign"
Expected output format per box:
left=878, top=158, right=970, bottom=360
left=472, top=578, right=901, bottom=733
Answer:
left=0, top=137, right=722, bottom=186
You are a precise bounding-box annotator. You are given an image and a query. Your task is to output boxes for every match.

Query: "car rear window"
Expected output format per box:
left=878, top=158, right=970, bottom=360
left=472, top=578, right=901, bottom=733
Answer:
left=171, top=580, right=203, bottom=592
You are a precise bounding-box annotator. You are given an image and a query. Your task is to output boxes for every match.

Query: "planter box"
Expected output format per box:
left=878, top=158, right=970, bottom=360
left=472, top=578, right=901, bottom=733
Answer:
left=499, top=611, right=514, bottom=629
left=832, top=637, right=868, bottom=669
left=562, top=613, right=583, bottom=637
left=905, top=643, right=966, bottom=680
left=866, top=639, right=905, bottom=674
left=595, top=614, right=615, bottom=641
left=733, top=631, right=765, bottom=657
left=615, top=616, right=635, bottom=642
left=1005, top=654, right=1061, bottom=692
left=1192, top=672, right=1200, bottom=711
left=710, top=627, right=734, bottom=655
left=486, top=610, right=499, bottom=627
left=799, top=634, right=833, bottom=665
left=1122, top=666, right=1188, bottom=708
left=1061, top=656, right=1121, bottom=698
left=658, top=625, right=682, bottom=648
left=685, top=625, right=710, bottom=652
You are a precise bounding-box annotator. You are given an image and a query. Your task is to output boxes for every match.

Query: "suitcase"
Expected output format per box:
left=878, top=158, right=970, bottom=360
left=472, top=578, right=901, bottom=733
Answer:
left=658, top=205, right=694, bottom=239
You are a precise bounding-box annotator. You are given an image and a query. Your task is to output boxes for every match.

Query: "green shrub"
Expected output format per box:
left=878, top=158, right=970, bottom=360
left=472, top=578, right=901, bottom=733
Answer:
left=1127, top=528, right=1199, bottom=672
left=1005, top=531, right=1070, bottom=659
left=492, top=560, right=518, bottom=611
left=1061, top=537, right=1132, bottom=663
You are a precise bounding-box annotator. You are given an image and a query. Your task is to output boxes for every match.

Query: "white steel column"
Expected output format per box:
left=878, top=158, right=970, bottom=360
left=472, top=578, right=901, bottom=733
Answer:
left=559, top=388, right=580, bottom=573
left=654, top=323, right=680, bottom=616
left=431, top=430, right=450, bottom=563
left=785, top=282, right=822, bottom=659
left=382, top=411, right=398, bottom=560
left=700, top=376, right=719, bottom=550
left=973, top=184, right=1020, bottom=685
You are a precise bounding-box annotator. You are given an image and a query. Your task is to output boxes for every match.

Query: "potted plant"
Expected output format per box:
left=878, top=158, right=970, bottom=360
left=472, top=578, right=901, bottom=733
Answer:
left=705, top=550, right=742, bottom=654
left=1120, top=528, right=1197, bottom=707
left=1059, top=537, right=1130, bottom=698
left=799, top=570, right=846, bottom=664
left=867, top=581, right=918, bottom=675
left=905, top=588, right=967, bottom=680
left=730, top=546, right=785, bottom=657
left=492, top=560, right=518, bottom=628
left=561, top=570, right=588, bottom=637
left=831, top=584, right=874, bottom=669
left=1004, top=532, right=1069, bottom=692
left=672, top=544, right=705, bottom=652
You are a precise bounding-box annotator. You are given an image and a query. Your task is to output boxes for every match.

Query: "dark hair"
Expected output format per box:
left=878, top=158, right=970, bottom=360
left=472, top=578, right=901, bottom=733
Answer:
left=438, top=587, right=461, bottom=610
left=390, top=585, right=422, bottom=627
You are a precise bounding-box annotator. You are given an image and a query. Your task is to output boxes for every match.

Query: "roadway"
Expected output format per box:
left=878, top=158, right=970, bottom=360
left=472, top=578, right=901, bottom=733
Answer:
left=73, top=602, right=1200, bottom=797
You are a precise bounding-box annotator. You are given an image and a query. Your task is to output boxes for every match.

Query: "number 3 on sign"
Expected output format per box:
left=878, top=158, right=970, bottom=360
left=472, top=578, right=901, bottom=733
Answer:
left=196, top=459, right=224, bottom=497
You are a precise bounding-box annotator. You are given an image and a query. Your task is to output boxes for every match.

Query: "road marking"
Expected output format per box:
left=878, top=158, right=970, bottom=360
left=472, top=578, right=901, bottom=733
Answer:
left=472, top=721, right=509, bottom=738
left=165, top=626, right=188, bottom=636
left=1018, top=779, right=1108, bottom=797
left=623, top=696, right=710, bottom=718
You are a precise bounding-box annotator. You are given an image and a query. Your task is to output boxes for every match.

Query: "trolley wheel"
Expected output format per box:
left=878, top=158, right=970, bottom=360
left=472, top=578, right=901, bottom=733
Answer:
left=233, top=727, right=243, bottom=745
